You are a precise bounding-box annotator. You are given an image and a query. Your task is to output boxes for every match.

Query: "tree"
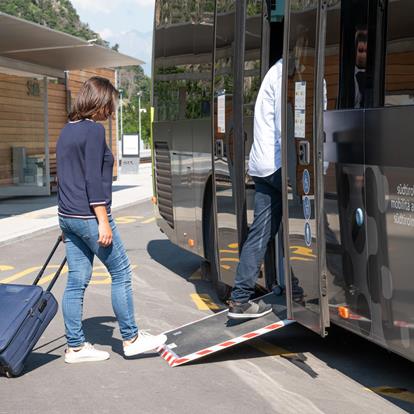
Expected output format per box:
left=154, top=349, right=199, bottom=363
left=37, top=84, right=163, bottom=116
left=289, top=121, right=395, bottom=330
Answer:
left=118, top=66, right=151, bottom=146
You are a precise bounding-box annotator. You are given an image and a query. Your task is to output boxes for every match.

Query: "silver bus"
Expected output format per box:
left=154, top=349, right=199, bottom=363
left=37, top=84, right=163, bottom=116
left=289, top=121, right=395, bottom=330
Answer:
left=152, top=0, right=414, bottom=362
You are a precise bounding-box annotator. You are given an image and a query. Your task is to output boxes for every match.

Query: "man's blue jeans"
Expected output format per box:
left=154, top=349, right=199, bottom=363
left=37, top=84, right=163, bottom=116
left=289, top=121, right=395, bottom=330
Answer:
left=59, top=216, right=138, bottom=347
left=230, top=169, right=283, bottom=303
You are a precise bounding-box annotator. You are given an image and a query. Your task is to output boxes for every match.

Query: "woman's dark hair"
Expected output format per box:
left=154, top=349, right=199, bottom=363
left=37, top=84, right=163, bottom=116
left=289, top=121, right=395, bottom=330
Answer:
left=69, top=76, right=119, bottom=121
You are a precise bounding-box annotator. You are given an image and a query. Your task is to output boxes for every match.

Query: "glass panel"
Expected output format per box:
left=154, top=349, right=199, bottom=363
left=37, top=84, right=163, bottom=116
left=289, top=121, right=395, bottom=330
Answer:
left=384, top=0, right=414, bottom=106
left=0, top=74, right=47, bottom=197
left=323, top=1, right=372, bottom=335
left=244, top=0, right=263, bottom=232
left=285, top=0, right=322, bottom=332
left=214, top=0, right=237, bottom=285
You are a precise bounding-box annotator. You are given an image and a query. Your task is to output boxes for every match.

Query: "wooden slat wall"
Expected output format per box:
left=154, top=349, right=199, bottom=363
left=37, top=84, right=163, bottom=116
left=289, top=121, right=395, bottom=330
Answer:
left=0, top=74, right=46, bottom=185
left=67, top=69, right=118, bottom=177
left=0, top=68, right=118, bottom=187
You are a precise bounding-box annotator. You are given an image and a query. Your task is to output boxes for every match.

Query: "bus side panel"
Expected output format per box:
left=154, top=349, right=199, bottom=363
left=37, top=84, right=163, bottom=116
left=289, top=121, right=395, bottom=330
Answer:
left=364, top=107, right=414, bottom=362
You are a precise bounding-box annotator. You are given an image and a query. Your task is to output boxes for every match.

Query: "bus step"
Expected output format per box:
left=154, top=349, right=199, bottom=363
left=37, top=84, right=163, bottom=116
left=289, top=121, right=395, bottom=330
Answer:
left=158, top=293, right=294, bottom=367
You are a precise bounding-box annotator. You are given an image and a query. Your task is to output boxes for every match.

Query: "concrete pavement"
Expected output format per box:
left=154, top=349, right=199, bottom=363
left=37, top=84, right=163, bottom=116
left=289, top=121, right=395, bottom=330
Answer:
left=0, top=202, right=413, bottom=414
left=0, top=164, right=153, bottom=246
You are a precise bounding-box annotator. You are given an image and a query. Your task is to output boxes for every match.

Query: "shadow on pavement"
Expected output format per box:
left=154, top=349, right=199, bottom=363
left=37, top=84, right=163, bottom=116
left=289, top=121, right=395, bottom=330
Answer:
left=0, top=195, right=58, bottom=218
left=23, top=353, right=61, bottom=375
left=82, top=316, right=159, bottom=360
left=147, top=239, right=225, bottom=310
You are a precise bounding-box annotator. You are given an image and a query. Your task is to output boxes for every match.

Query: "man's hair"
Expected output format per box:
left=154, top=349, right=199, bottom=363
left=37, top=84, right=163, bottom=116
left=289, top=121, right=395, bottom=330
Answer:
left=69, top=76, right=119, bottom=121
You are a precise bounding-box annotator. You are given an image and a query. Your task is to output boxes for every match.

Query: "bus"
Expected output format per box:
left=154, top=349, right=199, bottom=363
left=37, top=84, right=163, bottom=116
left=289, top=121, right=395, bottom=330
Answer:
left=151, top=0, right=414, bottom=362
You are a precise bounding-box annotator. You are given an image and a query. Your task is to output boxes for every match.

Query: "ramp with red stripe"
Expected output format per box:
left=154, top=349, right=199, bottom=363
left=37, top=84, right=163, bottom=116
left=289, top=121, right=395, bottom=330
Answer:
left=158, top=293, right=294, bottom=367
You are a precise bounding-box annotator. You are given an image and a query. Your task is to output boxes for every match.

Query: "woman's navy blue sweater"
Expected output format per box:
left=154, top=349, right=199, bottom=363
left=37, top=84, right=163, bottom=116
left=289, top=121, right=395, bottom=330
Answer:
left=56, top=119, right=114, bottom=219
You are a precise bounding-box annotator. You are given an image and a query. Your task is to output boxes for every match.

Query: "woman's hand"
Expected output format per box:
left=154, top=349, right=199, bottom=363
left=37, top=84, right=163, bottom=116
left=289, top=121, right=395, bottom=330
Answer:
left=92, top=205, right=113, bottom=247
left=98, top=221, right=112, bottom=247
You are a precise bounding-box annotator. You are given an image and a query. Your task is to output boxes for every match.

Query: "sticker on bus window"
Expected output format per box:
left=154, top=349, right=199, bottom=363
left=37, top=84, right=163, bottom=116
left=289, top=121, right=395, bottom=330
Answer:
left=217, top=91, right=226, bottom=134
left=295, top=81, right=306, bottom=110
left=295, top=110, right=306, bottom=138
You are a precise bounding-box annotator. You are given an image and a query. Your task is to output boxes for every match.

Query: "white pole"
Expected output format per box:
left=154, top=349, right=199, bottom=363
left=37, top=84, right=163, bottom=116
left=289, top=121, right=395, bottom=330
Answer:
left=138, top=91, right=142, bottom=156
left=120, top=90, right=124, bottom=142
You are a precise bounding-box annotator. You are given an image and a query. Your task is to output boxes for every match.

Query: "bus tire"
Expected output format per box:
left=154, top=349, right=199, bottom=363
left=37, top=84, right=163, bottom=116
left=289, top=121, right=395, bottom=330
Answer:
left=204, top=195, right=232, bottom=302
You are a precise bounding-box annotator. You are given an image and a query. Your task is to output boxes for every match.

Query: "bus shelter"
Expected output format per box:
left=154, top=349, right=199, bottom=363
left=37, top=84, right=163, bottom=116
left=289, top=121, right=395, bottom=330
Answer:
left=0, top=12, right=143, bottom=198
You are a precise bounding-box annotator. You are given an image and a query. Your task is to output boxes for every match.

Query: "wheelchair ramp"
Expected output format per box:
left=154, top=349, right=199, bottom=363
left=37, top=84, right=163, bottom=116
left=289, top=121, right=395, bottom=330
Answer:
left=158, top=293, right=294, bottom=367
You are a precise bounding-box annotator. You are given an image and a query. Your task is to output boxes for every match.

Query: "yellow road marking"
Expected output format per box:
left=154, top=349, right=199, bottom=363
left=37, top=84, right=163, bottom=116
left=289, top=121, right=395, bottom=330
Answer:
left=0, top=266, right=42, bottom=284
left=115, top=215, right=144, bottom=224
left=220, top=258, right=239, bottom=263
left=249, top=338, right=293, bottom=358
left=369, top=386, right=414, bottom=404
left=142, top=217, right=156, bottom=224
left=37, top=265, right=69, bottom=285
left=219, top=249, right=239, bottom=254
left=228, top=243, right=238, bottom=249
left=0, top=265, right=14, bottom=272
left=291, top=257, right=313, bottom=262
left=220, top=265, right=231, bottom=270
left=190, top=293, right=221, bottom=311
left=290, top=246, right=316, bottom=258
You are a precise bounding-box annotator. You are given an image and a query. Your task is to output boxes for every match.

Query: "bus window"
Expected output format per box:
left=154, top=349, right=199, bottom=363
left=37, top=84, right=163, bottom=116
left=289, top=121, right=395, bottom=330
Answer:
left=337, top=0, right=370, bottom=109
left=153, top=1, right=214, bottom=122
left=384, top=0, right=414, bottom=106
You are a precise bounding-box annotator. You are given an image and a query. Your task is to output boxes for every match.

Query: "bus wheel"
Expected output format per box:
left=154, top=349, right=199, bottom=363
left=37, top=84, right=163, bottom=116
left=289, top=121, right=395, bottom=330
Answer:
left=205, top=202, right=231, bottom=302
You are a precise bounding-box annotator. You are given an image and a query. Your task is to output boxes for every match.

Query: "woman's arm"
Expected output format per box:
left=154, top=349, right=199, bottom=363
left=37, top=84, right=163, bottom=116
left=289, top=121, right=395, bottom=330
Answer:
left=93, top=205, right=112, bottom=247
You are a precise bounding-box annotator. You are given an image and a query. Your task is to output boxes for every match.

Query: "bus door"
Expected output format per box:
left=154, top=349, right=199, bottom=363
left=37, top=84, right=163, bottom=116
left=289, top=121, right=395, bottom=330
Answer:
left=282, top=0, right=329, bottom=336
left=212, top=1, right=242, bottom=288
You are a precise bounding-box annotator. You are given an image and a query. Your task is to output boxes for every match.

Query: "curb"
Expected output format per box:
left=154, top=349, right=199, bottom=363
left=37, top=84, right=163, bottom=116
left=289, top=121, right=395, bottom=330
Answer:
left=0, top=196, right=152, bottom=248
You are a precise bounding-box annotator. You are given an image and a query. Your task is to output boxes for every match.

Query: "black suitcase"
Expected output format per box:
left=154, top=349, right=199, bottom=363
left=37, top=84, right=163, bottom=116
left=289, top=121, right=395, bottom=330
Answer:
left=0, top=236, right=66, bottom=377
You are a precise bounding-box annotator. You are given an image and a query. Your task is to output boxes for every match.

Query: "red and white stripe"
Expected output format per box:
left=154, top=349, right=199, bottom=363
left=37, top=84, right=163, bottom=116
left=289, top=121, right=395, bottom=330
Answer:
left=158, top=318, right=294, bottom=367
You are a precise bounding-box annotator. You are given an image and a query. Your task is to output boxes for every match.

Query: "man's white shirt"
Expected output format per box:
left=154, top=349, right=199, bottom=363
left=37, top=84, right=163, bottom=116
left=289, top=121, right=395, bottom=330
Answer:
left=248, top=59, right=282, bottom=178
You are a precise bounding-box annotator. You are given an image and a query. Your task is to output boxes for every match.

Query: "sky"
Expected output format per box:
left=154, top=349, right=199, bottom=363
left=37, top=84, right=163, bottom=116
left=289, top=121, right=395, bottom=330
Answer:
left=71, top=0, right=155, bottom=74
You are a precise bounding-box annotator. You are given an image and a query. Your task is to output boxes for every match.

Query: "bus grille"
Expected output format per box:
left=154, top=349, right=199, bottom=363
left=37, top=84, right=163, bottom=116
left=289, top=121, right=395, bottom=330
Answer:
left=154, top=142, right=174, bottom=228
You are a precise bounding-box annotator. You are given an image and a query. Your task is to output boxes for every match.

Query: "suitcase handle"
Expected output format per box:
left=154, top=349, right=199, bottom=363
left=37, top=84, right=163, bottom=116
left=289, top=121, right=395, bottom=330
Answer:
left=32, top=235, right=65, bottom=289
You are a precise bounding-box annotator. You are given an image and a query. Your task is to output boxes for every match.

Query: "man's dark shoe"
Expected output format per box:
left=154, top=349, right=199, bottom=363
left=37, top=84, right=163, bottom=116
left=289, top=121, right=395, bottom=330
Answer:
left=228, top=300, right=272, bottom=320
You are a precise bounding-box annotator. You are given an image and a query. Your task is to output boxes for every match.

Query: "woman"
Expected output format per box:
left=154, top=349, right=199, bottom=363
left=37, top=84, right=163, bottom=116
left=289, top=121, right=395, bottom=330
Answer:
left=57, top=77, right=166, bottom=363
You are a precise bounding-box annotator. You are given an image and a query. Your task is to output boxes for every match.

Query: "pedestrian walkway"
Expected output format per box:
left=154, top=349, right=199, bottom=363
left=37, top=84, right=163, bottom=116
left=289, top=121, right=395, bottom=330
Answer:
left=0, top=164, right=153, bottom=246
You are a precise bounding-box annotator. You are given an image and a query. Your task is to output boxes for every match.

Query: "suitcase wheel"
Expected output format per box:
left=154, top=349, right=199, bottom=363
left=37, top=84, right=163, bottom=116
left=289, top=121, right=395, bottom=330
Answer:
left=5, top=370, right=14, bottom=378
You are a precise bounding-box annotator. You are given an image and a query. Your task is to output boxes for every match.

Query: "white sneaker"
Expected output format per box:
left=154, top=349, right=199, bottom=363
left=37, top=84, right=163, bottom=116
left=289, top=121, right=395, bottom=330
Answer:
left=123, top=331, right=167, bottom=357
left=64, top=342, right=110, bottom=364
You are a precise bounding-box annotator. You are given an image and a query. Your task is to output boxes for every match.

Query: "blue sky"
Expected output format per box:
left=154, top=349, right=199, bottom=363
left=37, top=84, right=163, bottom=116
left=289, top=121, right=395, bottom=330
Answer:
left=71, top=0, right=155, bottom=74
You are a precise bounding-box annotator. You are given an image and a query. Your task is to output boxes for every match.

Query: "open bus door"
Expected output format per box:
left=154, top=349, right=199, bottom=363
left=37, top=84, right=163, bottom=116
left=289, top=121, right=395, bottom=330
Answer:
left=282, top=0, right=330, bottom=336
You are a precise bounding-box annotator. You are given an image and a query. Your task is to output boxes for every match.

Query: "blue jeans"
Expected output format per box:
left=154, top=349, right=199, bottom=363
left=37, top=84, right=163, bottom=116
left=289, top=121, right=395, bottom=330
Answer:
left=59, top=216, right=138, bottom=347
left=230, top=169, right=283, bottom=303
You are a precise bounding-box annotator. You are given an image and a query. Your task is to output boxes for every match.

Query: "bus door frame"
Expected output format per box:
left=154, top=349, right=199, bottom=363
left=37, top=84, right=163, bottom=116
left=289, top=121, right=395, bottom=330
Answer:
left=281, top=0, right=330, bottom=336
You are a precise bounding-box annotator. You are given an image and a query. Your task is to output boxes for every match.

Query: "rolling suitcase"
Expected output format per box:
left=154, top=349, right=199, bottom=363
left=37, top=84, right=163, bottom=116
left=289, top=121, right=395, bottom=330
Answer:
left=0, top=236, right=66, bottom=377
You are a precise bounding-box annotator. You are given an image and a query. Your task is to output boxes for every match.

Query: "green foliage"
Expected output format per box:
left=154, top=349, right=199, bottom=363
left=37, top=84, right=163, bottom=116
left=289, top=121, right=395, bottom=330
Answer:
left=0, top=0, right=109, bottom=46
left=118, top=66, right=151, bottom=145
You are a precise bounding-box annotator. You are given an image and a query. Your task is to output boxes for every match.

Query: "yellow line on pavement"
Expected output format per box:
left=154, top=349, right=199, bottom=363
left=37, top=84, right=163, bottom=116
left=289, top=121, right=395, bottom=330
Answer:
left=228, top=243, right=238, bottom=249
left=115, top=215, right=144, bottom=224
left=291, top=257, right=313, bottom=262
left=0, top=265, right=14, bottom=272
left=37, top=266, right=69, bottom=285
left=190, top=293, right=221, bottom=311
left=249, top=338, right=293, bottom=358
left=221, top=258, right=239, bottom=263
left=0, top=266, right=41, bottom=284
left=369, top=386, right=414, bottom=404
left=220, top=264, right=231, bottom=270
left=142, top=217, right=156, bottom=224
left=219, top=249, right=239, bottom=254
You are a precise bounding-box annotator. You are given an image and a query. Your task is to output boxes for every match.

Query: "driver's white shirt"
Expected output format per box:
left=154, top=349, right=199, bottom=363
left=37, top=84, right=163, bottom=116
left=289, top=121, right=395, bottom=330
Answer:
left=248, top=59, right=282, bottom=178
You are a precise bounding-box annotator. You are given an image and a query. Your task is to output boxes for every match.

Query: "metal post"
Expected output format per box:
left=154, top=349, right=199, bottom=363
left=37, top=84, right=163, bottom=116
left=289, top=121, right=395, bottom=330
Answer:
left=43, top=76, right=50, bottom=195
left=119, top=89, right=124, bottom=142
left=138, top=91, right=142, bottom=156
